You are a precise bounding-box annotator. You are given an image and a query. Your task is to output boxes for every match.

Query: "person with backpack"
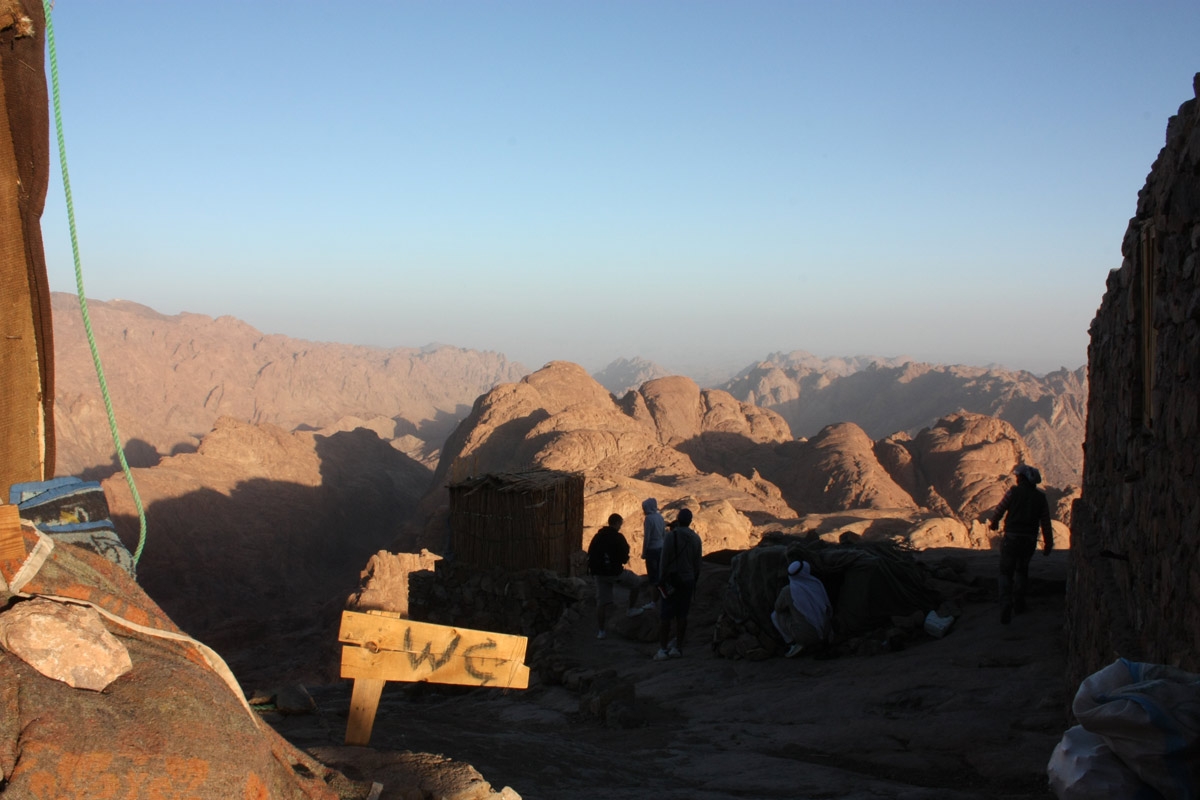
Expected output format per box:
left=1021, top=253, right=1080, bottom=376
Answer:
left=654, top=508, right=702, bottom=660
left=989, top=464, right=1054, bottom=624
left=588, top=513, right=639, bottom=639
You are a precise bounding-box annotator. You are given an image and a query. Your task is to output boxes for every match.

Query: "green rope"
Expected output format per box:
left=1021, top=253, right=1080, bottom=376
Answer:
left=43, top=0, right=148, bottom=570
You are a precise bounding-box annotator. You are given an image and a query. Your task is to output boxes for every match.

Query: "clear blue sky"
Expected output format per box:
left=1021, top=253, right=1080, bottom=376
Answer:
left=40, top=1, right=1200, bottom=378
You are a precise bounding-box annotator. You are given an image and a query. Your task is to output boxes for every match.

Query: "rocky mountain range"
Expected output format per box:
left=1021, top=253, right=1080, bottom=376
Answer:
left=50, top=296, right=1078, bottom=643
left=429, top=361, right=1072, bottom=567
left=55, top=294, right=1085, bottom=494
left=51, top=293, right=528, bottom=478
left=591, top=356, right=672, bottom=397
left=596, top=350, right=1086, bottom=489
left=719, top=351, right=1087, bottom=489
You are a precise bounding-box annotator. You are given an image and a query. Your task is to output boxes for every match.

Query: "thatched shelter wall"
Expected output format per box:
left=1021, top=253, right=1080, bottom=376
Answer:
left=448, top=470, right=583, bottom=574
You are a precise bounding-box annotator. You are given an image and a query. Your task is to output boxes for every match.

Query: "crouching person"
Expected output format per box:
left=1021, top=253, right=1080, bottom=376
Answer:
left=771, top=560, right=832, bottom=658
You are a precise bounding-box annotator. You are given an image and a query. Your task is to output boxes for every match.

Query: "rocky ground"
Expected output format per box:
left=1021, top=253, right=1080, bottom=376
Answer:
left=266, top=549, right=1068, bottom=800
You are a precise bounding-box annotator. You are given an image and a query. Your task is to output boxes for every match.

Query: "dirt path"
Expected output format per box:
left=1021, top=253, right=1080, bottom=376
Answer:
left=271, top=549, right=1067, bottom=799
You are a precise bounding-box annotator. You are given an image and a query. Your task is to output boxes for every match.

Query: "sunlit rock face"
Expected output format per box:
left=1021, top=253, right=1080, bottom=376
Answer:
left=427, top=362, right=1062, bottom=566
left=721, top=352, right=1086, bottom=490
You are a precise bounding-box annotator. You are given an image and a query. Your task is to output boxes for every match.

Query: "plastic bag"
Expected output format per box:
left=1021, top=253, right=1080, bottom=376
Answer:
left=1058, top=659, right=1200, bottom=799
left=1047, top=725, right=1160, bottom=799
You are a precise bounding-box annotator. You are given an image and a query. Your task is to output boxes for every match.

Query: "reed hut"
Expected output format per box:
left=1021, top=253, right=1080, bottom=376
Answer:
left=447, top=470, right=584, bottom=574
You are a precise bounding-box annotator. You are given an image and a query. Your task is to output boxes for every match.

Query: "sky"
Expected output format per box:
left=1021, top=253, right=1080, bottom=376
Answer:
left=38, top=1, right=1200, bottom=379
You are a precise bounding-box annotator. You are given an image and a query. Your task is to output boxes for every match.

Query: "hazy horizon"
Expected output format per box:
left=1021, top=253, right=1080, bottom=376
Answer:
left=39, top=2, right=1199, bottom=378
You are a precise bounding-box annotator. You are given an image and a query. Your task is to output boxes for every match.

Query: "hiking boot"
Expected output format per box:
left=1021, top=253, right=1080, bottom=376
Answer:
left=785, top=643, right=805, bottom=658
left=596, top=630, right=607, bottom=640
left=1000, top=604, right=1012, bottom=625
left=626, top=607, right=644, bottom=617
left=653, top=648, right=670, bottom=661
left=668, top=647, right=682, bottom=658
left=640, top=602, right=656, bottom=611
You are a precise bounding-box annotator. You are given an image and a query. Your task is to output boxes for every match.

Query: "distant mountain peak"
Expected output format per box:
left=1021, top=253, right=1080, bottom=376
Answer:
left=592, top=356, right=671, bottom=396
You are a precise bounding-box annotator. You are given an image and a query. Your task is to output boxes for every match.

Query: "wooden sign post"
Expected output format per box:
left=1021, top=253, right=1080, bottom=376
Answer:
left=339, top=610, right=530, bottom=746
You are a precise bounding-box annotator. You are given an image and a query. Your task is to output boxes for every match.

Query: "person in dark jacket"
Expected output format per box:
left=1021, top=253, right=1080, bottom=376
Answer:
left=654, top=508, right=702, bottom=660
left=989, top=464, right=1054, bottom=624
left=587, top=513, right=639, bottom=639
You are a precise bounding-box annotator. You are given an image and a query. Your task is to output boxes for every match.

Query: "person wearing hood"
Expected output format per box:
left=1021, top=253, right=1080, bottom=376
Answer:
left=771, top=560, right=832, bottom=658
left=628, top=498, right=665, bottom=616
left=989, top=463, right=1054, bottom=625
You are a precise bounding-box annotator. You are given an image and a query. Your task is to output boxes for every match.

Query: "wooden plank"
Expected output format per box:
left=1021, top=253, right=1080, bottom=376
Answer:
left=0, top=40, right=46, bottom=492
left=341, top=645, right=529, bottom=689
left=338, top=611, right=530, bottom=745
left=0, top=505, right=25, bottom=562
left=339, top=611, right=528, bottom=667
left=344, top=677, right=385, bottom=746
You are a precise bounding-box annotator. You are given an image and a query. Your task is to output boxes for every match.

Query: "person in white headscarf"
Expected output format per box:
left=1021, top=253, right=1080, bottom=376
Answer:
left=771, top=560, right=832, bottom=658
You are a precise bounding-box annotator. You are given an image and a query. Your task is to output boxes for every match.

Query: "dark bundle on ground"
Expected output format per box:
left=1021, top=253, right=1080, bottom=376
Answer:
left=712, top=535, right=942, bottom=660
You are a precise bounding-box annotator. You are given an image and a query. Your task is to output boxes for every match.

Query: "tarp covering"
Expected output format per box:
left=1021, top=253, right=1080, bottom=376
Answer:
left=723, top=540, right=939, bottom=641
left=0, top=523, right=343, bottom=799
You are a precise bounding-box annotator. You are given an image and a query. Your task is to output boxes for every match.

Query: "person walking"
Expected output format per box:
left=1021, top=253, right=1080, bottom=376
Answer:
left=588, top=513, right=639, bottom=639
left=628, top=497, right=665, bottom=616
left=654, top=508, right=702, bottom=660
left=989, top=464, right=1054, bottom=624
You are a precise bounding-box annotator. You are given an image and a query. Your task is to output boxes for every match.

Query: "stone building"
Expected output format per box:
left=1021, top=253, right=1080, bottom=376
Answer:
left=1068, top=74, right=1200, bottom=688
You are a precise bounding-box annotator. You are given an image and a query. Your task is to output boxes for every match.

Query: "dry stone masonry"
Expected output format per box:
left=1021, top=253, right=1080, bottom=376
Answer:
left=1069, top=73, right=1200, bottom=688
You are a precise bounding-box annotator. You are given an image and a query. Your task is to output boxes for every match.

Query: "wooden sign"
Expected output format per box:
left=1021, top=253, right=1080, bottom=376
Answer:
left=338, top=610, right=529, bottom=745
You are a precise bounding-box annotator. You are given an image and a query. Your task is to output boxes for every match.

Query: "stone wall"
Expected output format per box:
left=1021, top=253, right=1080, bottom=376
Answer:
left=1068, top=74, right=1200, bottom=689
left=408, top=559, right=586, bottom=637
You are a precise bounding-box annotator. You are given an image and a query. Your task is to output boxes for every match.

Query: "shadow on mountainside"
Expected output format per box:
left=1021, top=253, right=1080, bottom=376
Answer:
left=415, top=404, right=474, bottom=448
left=75, top=437, right=168, bottom=482
left=674, top=430, right=785, bottom=480
left=107, top=428, right=436, bottom=688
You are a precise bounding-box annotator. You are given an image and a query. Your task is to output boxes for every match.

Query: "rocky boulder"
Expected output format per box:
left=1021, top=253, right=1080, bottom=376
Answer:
left=758, top=422, right=918, bottom=514
left=902, top=412, right=1032, bottom=522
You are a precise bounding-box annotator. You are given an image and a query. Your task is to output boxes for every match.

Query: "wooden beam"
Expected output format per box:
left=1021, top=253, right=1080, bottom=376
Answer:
left=344, top=677, right=385, bottom=747
left=0, top=26, right=43, bottom=491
